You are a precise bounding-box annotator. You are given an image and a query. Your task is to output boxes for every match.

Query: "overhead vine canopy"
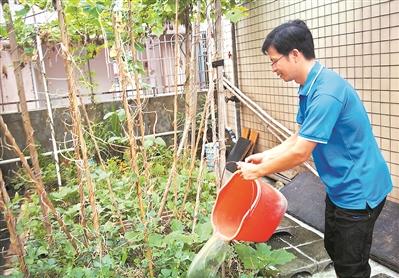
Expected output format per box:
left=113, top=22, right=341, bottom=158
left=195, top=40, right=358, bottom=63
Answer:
left=0, top=0, right=249, bottom=59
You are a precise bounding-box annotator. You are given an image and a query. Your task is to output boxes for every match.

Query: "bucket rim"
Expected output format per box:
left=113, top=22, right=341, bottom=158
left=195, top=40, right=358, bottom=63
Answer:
left=211, top=171, right=262, bottom=241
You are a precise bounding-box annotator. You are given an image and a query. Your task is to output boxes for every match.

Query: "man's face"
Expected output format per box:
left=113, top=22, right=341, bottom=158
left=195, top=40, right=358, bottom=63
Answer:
left=267, top=46, right=294, bottom=82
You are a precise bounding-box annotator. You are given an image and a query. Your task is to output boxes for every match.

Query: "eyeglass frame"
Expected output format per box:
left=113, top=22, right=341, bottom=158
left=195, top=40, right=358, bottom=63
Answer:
left=270, top=54, right=285, bottom=66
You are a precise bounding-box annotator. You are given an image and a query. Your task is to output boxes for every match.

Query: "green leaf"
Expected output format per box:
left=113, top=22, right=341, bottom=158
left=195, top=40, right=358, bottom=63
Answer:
left=154, top=137, right=166, bottom=147
left=125, top=231, right=143, bottom=242
left=36, top=245, right=48, bottom=257
left=170, top=219, right=184, bottom=232
left=152, top=24, right=164, bottom=37
left=224, top=6, right=249, bottom=23
left=234, top=243, right=261, bottom=269
left=134, top=41, right=145, bottom=52
left=194, top=222, right=213, bottom=242
left=148, top=233, right=164, bottom=247
left=15, top=5, right=30, bottom=17
left=161, top=268, right=172, bottom=276
left=117, top=108, right=126, bottom=121
left=144, top=136, right=155, bottom=149
left=103, top=111, right=115, bottom=120
left=268, top=248, right=296, bottom=266
left=94, top=168, right=111, bottom=181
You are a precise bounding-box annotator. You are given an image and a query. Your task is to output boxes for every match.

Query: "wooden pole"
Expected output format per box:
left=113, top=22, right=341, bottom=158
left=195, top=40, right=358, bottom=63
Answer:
left=1, top=0, right=52, bottom=237
left=215, top=0, right=226, bottom=187
left=0, top=170, right=29, bottom=277
left=32, top=6, right=62, bottom=187
left=54, top=0, right=101, bottom=244
left=113, top=2, right=153, bottom=276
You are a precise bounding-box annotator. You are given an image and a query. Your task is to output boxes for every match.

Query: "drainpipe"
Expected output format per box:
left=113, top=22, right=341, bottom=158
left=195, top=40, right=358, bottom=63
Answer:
left=231, top=22, right=241, bottom=137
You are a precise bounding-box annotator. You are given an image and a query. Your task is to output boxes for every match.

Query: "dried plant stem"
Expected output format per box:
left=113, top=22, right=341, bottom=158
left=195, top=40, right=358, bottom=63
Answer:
left=0, top=116, right=78, bottom=251
left=55, top=0, right=101, bottom=244
left=206, top=0, right=220, bottom=187
left=192, top=159, right=206, bottom=233
left=0, top=170, right=29, bottom=276
left=128, top=7, right=148, bottom=180
left=180, top=89, right=211, bottom=215
left=79, top=100, right=126, bottom=233
left=1, top=0, right=52, bottom=238
left=175, top=0, right=201, bottom=202
left=215, top=0, right=226, bottom=186
left=189, top=0, right=202, bottom=159
left=113, top=3, right=153, bottom=277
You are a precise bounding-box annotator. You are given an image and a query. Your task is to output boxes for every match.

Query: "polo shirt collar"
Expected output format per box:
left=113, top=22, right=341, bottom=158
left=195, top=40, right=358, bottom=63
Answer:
left=298, top=61, right=322, bottom=96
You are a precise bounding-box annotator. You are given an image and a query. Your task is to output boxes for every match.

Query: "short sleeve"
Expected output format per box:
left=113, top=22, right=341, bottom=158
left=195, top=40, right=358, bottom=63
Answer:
left=296, top=96, right=305, bottom=125
left=299, top=94, right=343, bottom=144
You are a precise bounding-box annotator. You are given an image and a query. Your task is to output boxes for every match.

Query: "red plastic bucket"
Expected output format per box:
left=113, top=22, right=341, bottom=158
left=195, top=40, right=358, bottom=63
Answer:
left=211, top=172, right=287, bottom=242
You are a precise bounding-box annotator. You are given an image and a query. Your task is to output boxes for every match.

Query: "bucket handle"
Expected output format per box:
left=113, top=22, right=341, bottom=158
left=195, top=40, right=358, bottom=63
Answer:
left=221, top=161, right=259, bottom=217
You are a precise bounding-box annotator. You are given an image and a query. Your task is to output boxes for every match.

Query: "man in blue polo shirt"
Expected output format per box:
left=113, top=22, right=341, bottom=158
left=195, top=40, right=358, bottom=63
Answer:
left=236, top=20, right=392, bottom=277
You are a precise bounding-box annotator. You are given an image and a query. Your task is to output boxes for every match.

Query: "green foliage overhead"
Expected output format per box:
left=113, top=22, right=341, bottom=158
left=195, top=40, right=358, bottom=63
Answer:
left=1, top=0, right=250, bottom=59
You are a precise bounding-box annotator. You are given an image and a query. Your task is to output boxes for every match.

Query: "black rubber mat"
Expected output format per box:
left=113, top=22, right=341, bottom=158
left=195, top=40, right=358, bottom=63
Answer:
left=280, top=172, right=326, bottom=232
left=281, top=172, right=399, bottom=272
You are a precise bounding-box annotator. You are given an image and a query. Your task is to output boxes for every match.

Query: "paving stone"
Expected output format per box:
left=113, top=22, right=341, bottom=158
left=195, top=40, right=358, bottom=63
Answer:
left=267, top=236, right=291, bottom=250
left=276, top=248, right=317, bottom=278
left=296, top=239, right=331, bottom=271
left=278, top=226, right=322, bottom=247
left=278, top=217, right=300, bottom=229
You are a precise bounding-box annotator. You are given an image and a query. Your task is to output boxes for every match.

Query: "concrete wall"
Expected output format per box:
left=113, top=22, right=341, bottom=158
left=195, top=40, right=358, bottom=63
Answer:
left=0, top=93, right=189, bottom=177
left=232, top=0, right=399, bottom=202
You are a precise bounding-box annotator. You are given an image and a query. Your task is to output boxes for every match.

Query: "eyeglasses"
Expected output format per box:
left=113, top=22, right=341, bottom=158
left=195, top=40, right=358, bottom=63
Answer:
left=270, top=55, right=285, bottom=66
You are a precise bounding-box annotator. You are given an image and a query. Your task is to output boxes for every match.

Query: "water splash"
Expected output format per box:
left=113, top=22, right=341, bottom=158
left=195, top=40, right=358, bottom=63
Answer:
left=187, top=233, right=230, bottom=278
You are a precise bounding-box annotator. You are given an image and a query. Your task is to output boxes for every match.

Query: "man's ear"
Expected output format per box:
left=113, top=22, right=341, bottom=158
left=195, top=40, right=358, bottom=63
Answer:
left=291, top=49, right=301, bottom=58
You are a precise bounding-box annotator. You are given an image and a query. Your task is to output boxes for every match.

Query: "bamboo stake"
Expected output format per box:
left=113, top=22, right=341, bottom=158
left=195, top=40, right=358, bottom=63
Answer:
left=191, top=159, right=206, bottom=233
left=191, top=80, right=212, bottom=233
left=192, top=2, right=216, bottom=228
left=215, top=0, right=226, bottom=186
left=32, top=6, right=62, bottom=187
left=1, top=0, right=52, bottom=237
left=54, top=0, right=101, bottom=243
left=128, top=1, right=149, bottom=180
left=189, top=0, right=202, bottom=159
left=207, top=0, right=220, bottom=188
left=78, top=98, right=126, bottom=233
left=165, top=0, right=180, bottom=215
left=112, top=2, right=153, bottom=277
left=0, top=170, right=29, bottom=277
left=180, top=87, right=211, bottom=214
left=182, top=7, right=192, bottom=151
left=172, top=0, right=180, bottom=171
left=175, top=0, right=201, bottom=202
left=0, top=116, right=78, bottom=251
left=157, top=1, right=202, bottom=216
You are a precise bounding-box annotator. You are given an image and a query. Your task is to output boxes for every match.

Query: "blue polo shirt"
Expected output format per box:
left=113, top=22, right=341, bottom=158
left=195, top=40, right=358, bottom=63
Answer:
left=297, top=61, right=392, bottom=209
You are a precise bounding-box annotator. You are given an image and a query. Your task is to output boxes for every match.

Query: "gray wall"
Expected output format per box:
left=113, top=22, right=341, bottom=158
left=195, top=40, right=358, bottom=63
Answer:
left=0, top=93, right=193, bottom=176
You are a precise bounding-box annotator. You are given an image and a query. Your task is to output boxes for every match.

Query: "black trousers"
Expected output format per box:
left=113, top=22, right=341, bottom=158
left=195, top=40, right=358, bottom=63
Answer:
left=324, top=196, right=385, bottom=278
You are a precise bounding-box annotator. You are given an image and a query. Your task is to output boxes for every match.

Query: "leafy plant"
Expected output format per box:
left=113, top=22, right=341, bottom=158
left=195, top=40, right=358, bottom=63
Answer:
left=235, top=242, right=295, bottom=276
left=6, top=136, right=293, bottom=277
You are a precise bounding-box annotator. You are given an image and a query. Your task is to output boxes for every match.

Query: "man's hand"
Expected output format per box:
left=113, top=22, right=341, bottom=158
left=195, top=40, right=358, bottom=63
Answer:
left=245, top=152, right=269, bottom=164
left=236, top=161, right=260, bottom=180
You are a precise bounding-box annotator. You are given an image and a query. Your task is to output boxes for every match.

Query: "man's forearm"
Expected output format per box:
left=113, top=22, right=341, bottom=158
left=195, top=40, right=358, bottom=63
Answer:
left=263, top=132, right=298, bottom=159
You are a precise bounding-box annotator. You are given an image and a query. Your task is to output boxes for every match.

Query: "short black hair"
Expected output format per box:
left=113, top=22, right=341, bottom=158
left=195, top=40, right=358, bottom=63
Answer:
left=261, top=19, right=315, bottom=59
